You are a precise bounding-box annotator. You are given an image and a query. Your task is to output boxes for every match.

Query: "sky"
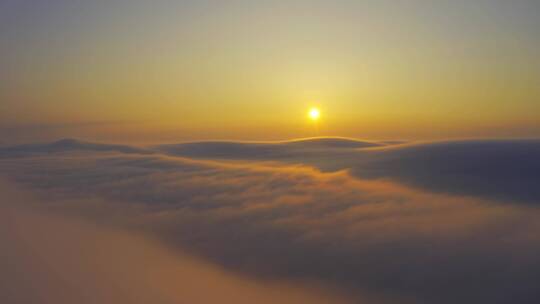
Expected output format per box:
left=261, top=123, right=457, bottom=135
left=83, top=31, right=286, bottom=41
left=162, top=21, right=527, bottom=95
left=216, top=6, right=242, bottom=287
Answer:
left=1, top=0, right=539, bottom=143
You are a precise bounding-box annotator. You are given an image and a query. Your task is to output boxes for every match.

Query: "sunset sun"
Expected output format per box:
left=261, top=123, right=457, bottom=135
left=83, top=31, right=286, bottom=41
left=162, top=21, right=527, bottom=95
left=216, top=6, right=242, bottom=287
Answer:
left=308, top=107, right=320, bottom=121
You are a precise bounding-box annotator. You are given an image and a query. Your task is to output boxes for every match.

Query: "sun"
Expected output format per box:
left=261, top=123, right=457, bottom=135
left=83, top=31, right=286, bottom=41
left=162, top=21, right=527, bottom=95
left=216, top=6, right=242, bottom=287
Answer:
left=308, top=107, right=320, bottom=121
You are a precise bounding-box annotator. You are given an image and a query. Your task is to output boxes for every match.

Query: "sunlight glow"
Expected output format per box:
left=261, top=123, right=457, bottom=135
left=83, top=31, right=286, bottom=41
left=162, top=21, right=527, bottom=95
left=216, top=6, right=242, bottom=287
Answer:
left=308, top=108, right=320, bottom=121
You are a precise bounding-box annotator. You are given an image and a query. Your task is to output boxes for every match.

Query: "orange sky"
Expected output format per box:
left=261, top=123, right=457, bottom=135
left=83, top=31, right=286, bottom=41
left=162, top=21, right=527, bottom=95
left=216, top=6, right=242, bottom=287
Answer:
left=1, top=1, right=539, bottom=143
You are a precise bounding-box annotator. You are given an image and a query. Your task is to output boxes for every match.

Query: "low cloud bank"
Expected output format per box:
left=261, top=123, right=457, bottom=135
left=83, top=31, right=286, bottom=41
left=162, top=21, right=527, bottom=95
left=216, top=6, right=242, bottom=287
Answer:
left=2, top=139, right=540, bottom=303
left=4, top=137, right=540, bottom=204
left=0, top=180, right=352, bottom=304
left=156, top=138, right=540, bottom=203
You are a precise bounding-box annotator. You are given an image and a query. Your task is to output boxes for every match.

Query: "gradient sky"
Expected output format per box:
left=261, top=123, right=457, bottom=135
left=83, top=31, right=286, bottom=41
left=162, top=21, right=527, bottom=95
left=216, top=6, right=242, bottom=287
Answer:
left=1, top=0, right=539, bottom=143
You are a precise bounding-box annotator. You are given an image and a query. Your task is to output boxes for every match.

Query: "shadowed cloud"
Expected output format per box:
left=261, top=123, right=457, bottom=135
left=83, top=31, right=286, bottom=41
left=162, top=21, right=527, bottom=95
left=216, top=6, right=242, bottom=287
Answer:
left=2, top=137, right=540, bottom=303
left=0, top=180, right=353, bottom=304
left=154, top=137, right=540, bottom=203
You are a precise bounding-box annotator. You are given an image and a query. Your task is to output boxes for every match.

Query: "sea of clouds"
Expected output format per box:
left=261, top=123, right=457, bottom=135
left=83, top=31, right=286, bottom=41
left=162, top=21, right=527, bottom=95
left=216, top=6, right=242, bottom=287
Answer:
left=2, top=137, right=540, bottom=303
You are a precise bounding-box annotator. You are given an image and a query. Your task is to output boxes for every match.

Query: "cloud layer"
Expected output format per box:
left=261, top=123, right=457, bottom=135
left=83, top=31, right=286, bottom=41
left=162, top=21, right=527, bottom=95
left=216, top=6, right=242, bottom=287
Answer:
left=0, top=180, right=350, bottom=304
left=156, top=138, right=540, bottom=203
left=2, top=138, right=540, bottom=303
